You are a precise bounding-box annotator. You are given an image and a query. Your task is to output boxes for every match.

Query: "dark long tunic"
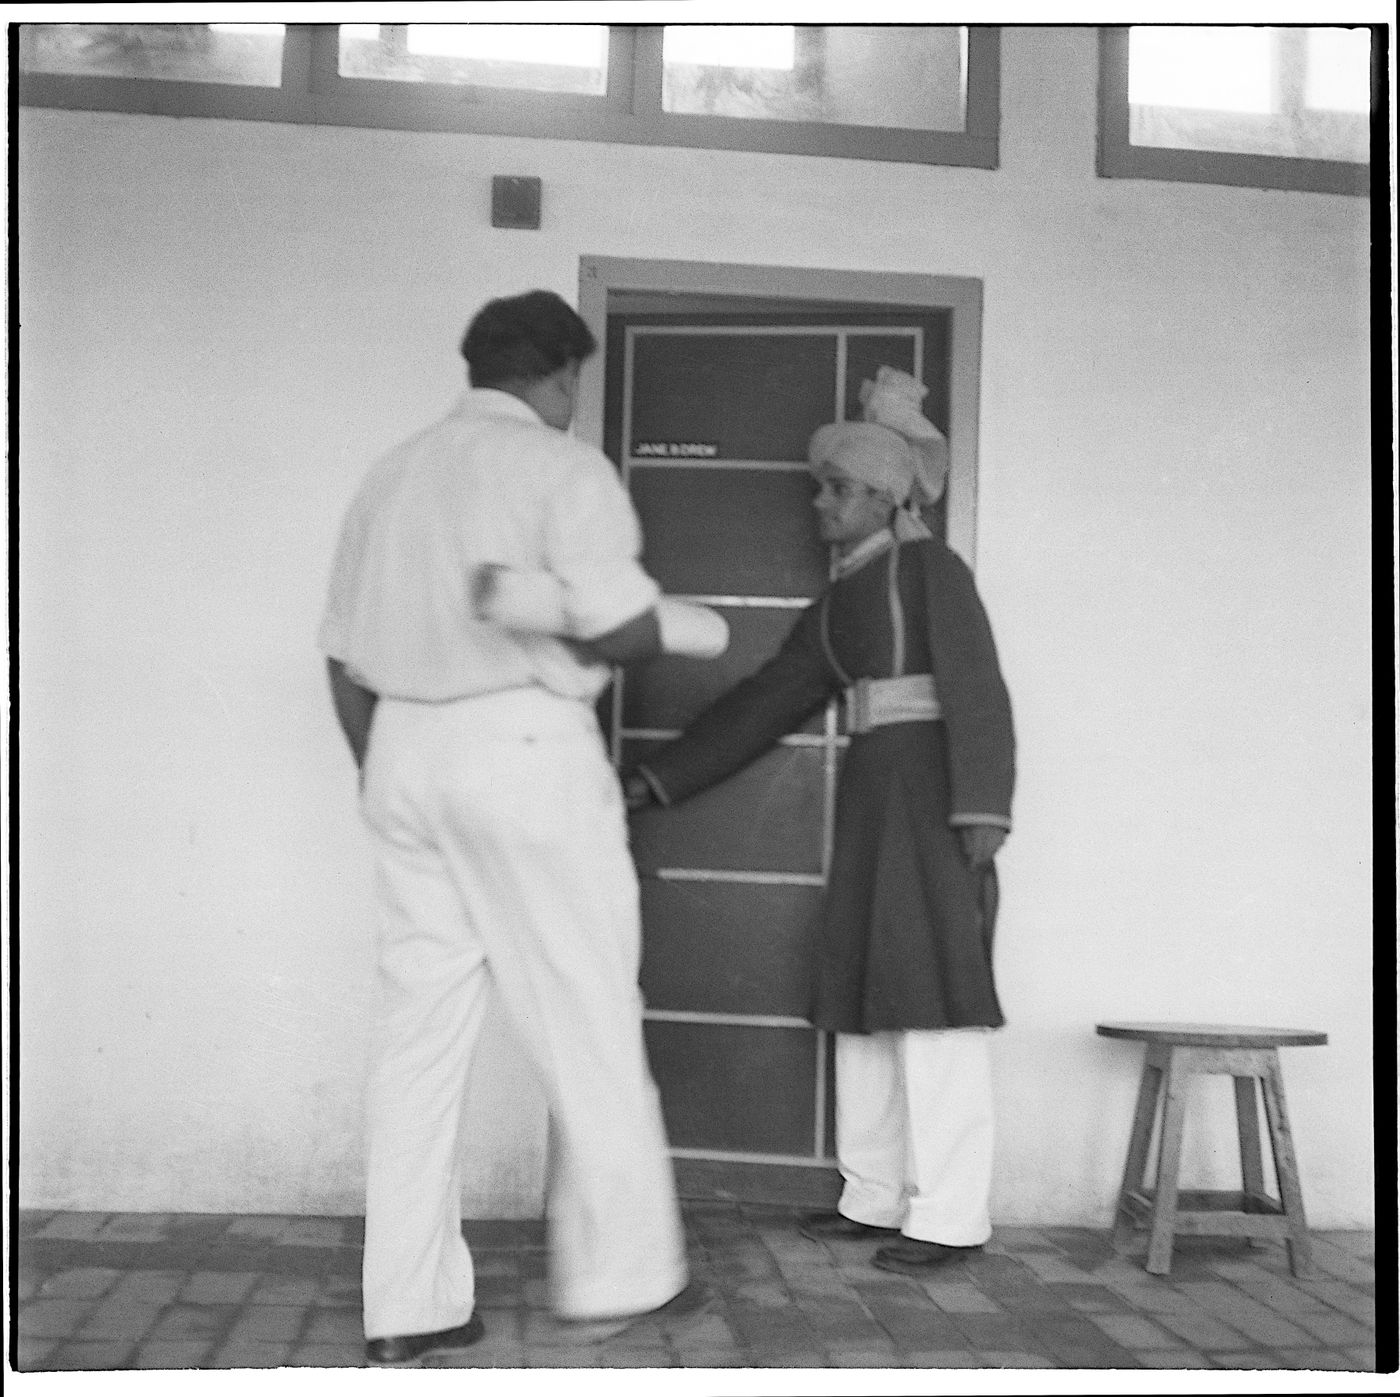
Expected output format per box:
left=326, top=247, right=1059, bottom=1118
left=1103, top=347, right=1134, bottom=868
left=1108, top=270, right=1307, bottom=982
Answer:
left=639, top=534, right=1015, bottom=1032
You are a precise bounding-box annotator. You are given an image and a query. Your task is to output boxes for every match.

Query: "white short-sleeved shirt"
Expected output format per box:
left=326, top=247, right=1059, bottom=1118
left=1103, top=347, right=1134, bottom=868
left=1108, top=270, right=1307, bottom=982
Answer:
left=318, top=388, right=660, bottom=703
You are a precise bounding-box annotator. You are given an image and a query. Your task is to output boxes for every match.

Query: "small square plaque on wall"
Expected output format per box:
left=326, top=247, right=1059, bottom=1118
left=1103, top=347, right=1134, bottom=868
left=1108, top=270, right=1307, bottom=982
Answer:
left=491, top=176, right=542, bottom=230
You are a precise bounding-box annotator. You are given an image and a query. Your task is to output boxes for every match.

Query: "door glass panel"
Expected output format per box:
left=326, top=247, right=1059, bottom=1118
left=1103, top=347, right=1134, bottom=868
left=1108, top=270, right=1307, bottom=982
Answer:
left=662, top=25, right=967, bottom=132
left=842, top=334, right=919, bottom=420
left=625, top=742, right=826, bottom=876
left=644, top=1021, right=818, bottom=1154
left=640, top=882, right=822, bottom=1017
left=19, top=23, right=285, bottom=86
left=629, top=332, right=837, bottom=462
left=338, top=23, right=609, bottom=94
left=845, top=324, right=953, bottom=433
left=622, top=607, right=821, bottom=733
left=631, top=470, right=827, bottom=598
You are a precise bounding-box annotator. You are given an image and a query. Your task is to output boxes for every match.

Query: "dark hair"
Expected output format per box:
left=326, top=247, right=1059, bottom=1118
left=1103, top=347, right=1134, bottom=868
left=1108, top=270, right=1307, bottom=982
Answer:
left=460, top=290, right=597, bottom=387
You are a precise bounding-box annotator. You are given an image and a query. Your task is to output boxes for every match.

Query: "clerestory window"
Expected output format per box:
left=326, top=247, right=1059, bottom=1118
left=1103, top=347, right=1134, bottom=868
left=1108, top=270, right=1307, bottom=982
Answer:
left=17, top=22, right=1001, bottom=170
left=1097, top=25, right=1375, bottom=197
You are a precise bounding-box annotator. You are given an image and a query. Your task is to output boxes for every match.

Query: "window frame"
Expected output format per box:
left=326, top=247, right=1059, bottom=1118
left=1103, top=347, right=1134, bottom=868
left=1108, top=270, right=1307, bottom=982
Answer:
left=16, top=23, right=1000, bottom=170
left=1096, top=26, right=1374, bottom=197
left=14, top=23, right=316, bottom=122
left=628, top=25, right=999, bottom=167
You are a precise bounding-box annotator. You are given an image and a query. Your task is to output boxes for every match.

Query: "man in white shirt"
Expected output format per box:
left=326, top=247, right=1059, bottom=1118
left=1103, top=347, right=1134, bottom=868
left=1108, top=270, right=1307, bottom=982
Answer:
left=319, top=291, right=694, bottom=1366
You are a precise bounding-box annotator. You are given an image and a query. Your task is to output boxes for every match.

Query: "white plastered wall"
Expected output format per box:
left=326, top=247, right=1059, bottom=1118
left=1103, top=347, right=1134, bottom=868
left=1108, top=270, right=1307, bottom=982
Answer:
left=17, top=27, right=1373, bottom=1223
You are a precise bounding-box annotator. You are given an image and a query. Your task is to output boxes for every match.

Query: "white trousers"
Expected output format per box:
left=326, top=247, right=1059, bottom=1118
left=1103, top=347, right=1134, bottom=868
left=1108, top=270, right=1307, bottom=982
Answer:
left=834, top=1028, right=995, bottom=1246
left=358, top=689, right=686, bottom=1339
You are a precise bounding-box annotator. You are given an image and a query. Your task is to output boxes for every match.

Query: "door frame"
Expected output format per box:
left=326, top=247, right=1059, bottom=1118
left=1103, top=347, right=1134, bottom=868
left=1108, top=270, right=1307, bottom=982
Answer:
left=577, top=255, right=985, bottom=567
left=576, top=257, right=986, bottom=1205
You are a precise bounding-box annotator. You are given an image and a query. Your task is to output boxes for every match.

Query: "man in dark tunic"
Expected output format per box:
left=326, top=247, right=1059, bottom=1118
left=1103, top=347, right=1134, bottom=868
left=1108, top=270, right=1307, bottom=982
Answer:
left=627, top=368, right=1015, bottom=1274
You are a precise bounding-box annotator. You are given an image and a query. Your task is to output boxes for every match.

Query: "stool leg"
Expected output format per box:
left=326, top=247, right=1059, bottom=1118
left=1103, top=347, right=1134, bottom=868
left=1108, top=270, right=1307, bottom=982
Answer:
left=1260, top=1052, right=1314, bottom=1278
left=1233, top=1075, right=1271, bottom=1250
left=1146, top=1052, right=1189, bottom=1275
left=1112, top=1056, right=1162, bottom=1251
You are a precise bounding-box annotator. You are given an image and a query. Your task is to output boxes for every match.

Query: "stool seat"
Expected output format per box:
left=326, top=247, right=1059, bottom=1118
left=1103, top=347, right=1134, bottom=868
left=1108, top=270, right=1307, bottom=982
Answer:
left=1097, top=1020, right=1327, bottom=1277
left=1097, top=1022, right=1328, bottom=1049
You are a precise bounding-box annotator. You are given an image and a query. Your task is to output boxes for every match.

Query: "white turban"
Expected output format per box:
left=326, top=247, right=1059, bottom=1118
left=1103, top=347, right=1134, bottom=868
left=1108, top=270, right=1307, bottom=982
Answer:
left=807, top=367, right=949, bottom=541
left=807, top=421, right=916, bottom=502
left=858, top=366, right=949, bottom=506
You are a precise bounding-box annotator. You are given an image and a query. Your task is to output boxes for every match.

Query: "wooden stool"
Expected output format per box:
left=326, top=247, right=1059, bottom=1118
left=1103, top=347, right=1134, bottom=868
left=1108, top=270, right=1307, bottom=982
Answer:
left=1097, top=1022, right=1327, bottom=1277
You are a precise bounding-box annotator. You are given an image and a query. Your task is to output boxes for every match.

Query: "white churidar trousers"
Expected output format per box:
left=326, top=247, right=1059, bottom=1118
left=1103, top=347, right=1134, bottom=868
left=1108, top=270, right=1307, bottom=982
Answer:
left=359, top=689, right=686, bottom=1339
left=834, top=1028, right=995, bottom=1246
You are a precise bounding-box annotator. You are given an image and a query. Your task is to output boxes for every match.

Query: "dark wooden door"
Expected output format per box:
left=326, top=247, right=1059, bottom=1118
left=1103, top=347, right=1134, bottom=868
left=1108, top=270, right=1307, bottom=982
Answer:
left=604, top=304, right=951, bottom=1204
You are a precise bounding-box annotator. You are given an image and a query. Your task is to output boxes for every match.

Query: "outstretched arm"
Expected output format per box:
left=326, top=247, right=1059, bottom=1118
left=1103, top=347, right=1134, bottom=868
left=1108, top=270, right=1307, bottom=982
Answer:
left=574, top=607, right=664, bottom=665
left=628, top=602, right=834, bottom=809
left=472, top=563, right=726, bottom=663
left=326, top=657, right=378, bottom=771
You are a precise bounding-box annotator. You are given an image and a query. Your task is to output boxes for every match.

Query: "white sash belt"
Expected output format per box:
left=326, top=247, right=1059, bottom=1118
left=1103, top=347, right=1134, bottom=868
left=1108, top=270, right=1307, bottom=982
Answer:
left=845, top=674, right=941, bottom=734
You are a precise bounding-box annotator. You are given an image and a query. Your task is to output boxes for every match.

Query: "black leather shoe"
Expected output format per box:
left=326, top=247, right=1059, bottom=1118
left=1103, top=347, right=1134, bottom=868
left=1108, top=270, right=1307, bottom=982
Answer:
left=364, top=1313, right=485, bottom=1365
left=798, top=1211, right=902, bottom=1242
left=872, top=1239, right=984, bottom=1274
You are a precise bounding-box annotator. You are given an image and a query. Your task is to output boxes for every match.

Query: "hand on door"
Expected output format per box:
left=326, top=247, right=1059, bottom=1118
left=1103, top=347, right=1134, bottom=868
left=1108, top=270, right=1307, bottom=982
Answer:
left=623, top=774, right=655, bottom=811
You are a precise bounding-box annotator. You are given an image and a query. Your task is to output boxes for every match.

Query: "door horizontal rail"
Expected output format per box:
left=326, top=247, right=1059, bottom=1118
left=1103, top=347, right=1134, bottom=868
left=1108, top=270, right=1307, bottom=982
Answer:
left=670, top=1147, right=838, bottom=1168
left=666, top=594, right=815, bottom=608
left=621, top=728, right=838, bottom=748
left=625, top=457, right=813, bottom=472
left=628, top=324, right=921, bottom=338
left=645, top=1009, right=814, bottom=1029
left=653, top=868, right=825, bottom=886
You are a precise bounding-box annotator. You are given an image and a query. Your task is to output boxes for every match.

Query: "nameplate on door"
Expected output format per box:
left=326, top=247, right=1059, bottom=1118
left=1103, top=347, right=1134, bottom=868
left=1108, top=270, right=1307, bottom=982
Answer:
left=632, top=442, right=720, bottom=459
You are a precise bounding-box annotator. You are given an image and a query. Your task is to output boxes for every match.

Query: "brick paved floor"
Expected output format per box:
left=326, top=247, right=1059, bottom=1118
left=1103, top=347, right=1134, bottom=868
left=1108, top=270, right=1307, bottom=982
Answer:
left=13, top=1208, right=1384, bottom=1373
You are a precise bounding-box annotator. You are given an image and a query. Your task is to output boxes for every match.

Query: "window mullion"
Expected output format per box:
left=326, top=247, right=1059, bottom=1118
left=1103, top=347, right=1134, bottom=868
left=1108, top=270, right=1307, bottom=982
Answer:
left=1274, top=27, right=1308, bottom=121
left=606, top=24, right=636, bottom=113
left=632, top=26, right=664, bottom=121
left=279, top=23, right=314, bottom=97
left=303, top=22, right=341, bottom=97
